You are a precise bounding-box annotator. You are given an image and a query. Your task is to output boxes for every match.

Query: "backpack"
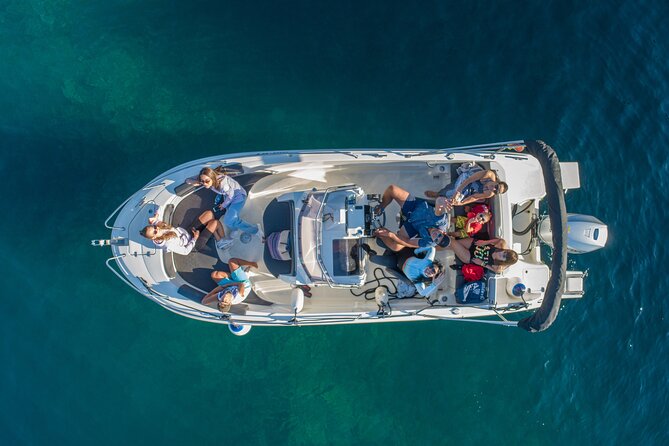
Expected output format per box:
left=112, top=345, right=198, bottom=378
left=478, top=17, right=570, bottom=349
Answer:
left=397, top=280, right=417, bottom=299
left=462, top=263, right=485, bottom=282
left=455, top=280, right=487, bottom=304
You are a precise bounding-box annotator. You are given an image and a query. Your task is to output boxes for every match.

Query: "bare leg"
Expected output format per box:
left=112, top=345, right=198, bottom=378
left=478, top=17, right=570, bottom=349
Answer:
left=192, top=209, right=215, bottom=230
left=211, top=271, right=229, bottom=283
left=377, top=227, right=415, bottom=252
left=201, top=210, right=216, bottom=224
left=215, top=221, right=225, bottom=239
left=376, top=234, right=405, bottom=252
left=206, top=220, right=226, bottom=240
left=379, top=184, right=410, bottom=211
left=228, top=258, right=258, bottom=272
left=450, top=237, right=473, bottom=263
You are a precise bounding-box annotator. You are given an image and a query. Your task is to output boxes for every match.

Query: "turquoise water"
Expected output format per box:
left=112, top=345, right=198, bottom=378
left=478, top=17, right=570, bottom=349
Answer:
left=2, top=0, right=668, bottom=444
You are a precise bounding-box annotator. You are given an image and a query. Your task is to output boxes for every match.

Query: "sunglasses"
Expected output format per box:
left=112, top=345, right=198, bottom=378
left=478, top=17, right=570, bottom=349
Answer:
left=425, top=265, right=438, bottom=276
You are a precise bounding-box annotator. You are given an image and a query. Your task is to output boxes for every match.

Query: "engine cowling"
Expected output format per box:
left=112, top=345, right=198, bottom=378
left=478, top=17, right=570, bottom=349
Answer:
left=538, top=214, right=608, bottom=254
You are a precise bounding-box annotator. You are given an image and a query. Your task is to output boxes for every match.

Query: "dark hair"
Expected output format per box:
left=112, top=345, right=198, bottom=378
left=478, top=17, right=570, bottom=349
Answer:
left=497, top=181, right=509, bottom=194
left=413, top=259, right=443, bottom=284
left=437, top=234, right=451, bottom=248
left=494, top=249, right=518, bottom=266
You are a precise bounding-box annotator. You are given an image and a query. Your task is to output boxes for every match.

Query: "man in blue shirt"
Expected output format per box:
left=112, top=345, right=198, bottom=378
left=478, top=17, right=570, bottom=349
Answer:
left=373, top=184, right=451, bottom=251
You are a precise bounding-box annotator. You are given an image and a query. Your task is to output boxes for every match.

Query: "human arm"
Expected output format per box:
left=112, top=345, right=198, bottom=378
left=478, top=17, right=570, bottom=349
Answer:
left=474, top=238, right=501, bottom=247
left=465, top=218, right=483, bottom=236
left=453, top=170, right=496, bottom=205
left=465, top=218, right=476, bottom=234
left=201, top=285, right=225, bottom=306
left=492, top=239, right=508, bottom=249
left=457, top=191, right=494, bottom=205
left=215, top=176, right=241, bottom=210
left=414, top=272, right=446, bottom=297
left=485, top=264, right=505, bottom=274
left=414, top=246, right=436, bottom=261
left=168, top=229, right=198, bottom=256
left=185, top=175, right=202, bottom=186
left=454, top=170, right=491, bottom=195
left=201, top=282, right=245, bottom=307
left=148, top=206, right=162, bottom=225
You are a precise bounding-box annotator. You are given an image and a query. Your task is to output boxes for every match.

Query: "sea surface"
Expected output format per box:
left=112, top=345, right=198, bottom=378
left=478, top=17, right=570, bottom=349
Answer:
left=1, top=0, right=668, bottom=444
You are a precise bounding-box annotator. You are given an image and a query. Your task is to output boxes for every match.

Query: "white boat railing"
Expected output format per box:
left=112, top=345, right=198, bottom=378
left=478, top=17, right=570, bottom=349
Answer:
left=104, top=253, right=527, bottom=327
left=104, top=183, right=166, bottom=230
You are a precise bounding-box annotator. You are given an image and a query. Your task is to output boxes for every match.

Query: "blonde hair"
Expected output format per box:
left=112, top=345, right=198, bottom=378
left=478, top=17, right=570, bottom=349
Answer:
left=199, top=167, right=225, bottom=189
left=140, top=221, right=178, bottom=243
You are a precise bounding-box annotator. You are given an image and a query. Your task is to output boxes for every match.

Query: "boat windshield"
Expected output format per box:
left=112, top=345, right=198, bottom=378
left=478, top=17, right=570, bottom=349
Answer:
left=299, top=192, right=327, bottom=282
left=298, top=186, right=363, bottom=286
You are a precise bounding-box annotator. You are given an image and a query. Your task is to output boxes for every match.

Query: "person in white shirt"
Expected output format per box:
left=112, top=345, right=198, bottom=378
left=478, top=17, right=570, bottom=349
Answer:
left=140, top=212, right=229, bottom=253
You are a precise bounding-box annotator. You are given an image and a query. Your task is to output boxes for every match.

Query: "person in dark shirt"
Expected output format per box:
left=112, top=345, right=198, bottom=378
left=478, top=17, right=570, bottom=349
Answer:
left=449, top=237, right=518, bottom=273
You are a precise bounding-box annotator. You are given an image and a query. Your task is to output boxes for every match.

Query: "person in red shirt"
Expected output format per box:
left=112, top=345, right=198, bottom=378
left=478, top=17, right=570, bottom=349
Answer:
left=449, top=204, right=491, bottom=239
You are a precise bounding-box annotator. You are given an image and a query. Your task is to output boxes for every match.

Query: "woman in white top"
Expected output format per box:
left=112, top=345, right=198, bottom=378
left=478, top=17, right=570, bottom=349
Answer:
left=140, top=212, right=230, bottom=253
left=188, top=167, right=260, bottom=238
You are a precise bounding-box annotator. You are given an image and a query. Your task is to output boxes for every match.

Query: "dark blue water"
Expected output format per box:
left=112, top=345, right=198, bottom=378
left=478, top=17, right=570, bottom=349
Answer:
left=2, top=0, right=668, bottom=444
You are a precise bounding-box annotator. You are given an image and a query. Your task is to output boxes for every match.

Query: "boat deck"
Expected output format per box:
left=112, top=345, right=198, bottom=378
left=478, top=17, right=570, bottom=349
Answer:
left=168, top=160, right=504, bottom=312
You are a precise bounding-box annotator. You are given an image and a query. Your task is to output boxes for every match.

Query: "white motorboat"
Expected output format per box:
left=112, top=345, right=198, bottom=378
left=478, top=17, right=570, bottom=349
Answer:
left=94, top=140, right=607, bottom=335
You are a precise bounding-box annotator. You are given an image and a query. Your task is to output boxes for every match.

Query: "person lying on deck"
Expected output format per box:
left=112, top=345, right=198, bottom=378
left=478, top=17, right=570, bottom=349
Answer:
left=447, top=237, right=518, bottom=273
left=140, top=213, right=232, bottom=253
left=201, top=257, right=258, bottom=310
left=139, top=214, right=199, bottom=255
left=400, top=246, right=446, bottom=297
left=424, top=163, right=508, bottom=210
left=372, top=184, right=451, bottom=251
left=366, top=245, right=445, bottom=298
left=203, top=283, right=246, bottom=313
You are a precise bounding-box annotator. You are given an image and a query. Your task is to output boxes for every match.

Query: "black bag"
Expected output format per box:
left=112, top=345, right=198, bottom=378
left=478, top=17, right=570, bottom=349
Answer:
left=455, top=280, right=487, bottom=304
